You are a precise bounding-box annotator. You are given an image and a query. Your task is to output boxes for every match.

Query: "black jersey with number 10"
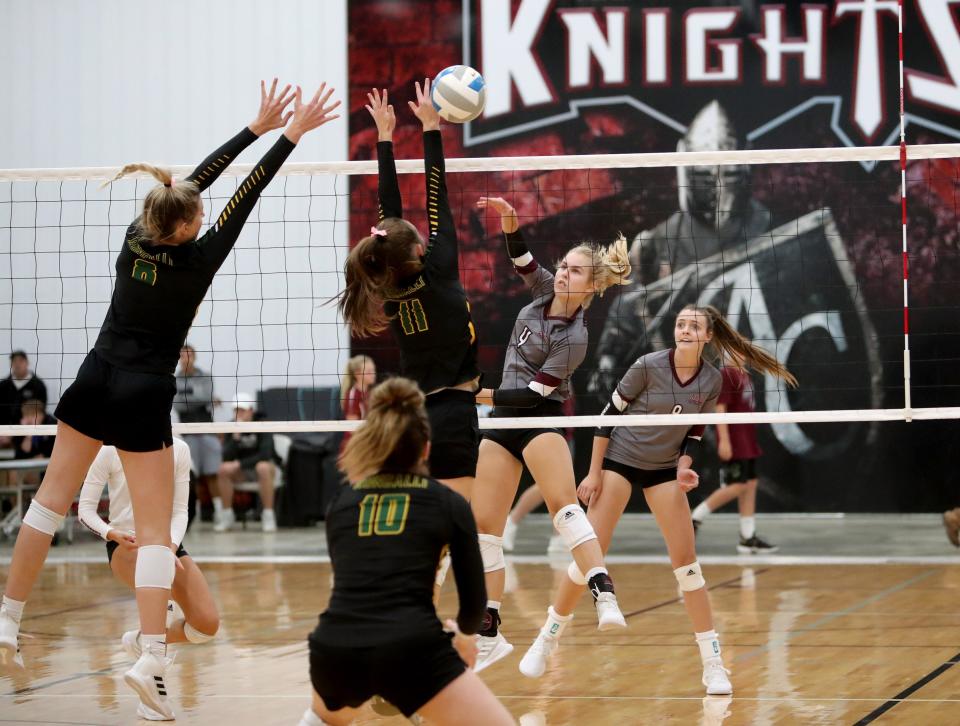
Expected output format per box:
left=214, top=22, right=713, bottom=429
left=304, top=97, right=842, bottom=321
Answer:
left=314, top=473, right=486, bottom=646
left=376, top=133, right=480, bottom=394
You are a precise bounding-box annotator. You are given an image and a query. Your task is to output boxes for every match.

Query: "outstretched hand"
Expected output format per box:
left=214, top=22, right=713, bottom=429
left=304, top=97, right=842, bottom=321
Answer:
left=249, top=79, right=296, bottom=136
left=408, top=78, right=441, bottom=131
left=284, top=83, right=342, bottom=144
left=477, top=197, right=519, bottom=234
left=365, top=88, right=396, bottom=142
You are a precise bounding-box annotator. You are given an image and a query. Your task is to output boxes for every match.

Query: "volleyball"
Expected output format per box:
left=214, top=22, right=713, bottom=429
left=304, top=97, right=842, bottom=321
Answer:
left=431, top=65, right=486, bottom=123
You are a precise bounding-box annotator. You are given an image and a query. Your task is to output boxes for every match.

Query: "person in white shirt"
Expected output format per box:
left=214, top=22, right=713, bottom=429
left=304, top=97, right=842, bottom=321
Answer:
left=78, top=438, right=219, bottom=669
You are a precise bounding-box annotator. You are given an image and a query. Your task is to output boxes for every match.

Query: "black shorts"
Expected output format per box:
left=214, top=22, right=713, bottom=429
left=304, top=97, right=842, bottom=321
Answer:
left=719, top=459, right=757, bottom=486
left=602, top=458, right=677, bottom=488
left=55, top=350, right=176, bottom=452
left=426, top=389, right=479, bottom=479
left=308, top=630, right=465, bottom=718
left=482, top=399, right=565, bottom=461
left=106, top=540, right=188, bottom=564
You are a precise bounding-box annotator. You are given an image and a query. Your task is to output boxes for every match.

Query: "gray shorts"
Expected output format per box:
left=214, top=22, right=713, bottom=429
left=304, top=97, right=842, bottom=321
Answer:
left=184, top=434, right=222, bottom=476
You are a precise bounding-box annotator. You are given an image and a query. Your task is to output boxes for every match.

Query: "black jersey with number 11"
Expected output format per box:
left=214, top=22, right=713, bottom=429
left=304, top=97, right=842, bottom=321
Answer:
left=376, top=133, right=480, bottom=394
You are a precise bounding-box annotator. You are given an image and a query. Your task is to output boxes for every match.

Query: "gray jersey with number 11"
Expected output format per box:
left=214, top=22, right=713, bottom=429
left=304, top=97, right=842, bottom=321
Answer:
left=605, top=349, right=721, bottom=470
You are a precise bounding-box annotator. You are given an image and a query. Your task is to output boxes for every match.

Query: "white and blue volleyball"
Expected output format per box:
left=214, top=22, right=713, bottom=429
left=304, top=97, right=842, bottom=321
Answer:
left=431, top=65, right=486, bottom=123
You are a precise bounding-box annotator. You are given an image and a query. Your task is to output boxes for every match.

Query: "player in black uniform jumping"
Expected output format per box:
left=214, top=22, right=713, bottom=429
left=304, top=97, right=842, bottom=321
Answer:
left=0, top=80, right=340, bottom=720
left=299, top=378, right=513, bottom=726
left=339, top=81, right=481, bottom=506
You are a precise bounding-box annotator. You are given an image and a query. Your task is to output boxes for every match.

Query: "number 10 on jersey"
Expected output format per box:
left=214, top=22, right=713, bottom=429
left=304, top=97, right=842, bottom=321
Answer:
left=358, top=493, right=410, bottom=536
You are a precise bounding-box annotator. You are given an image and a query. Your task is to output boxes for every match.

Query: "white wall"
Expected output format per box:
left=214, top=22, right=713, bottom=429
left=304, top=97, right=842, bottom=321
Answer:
left=0, top=0, right=351, bottom=418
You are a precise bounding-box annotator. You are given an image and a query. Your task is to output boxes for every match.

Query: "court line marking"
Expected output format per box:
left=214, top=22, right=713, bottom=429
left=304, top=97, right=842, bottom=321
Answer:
left=4, top=555, right=960, bottom=566
left=851, top=649, right=960, bottom=724
left=733, top=568, right=940, bottom=663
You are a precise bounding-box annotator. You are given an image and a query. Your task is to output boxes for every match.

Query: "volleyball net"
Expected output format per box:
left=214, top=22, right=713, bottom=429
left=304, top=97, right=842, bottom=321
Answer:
left=2, top=141, right=960, bottom=449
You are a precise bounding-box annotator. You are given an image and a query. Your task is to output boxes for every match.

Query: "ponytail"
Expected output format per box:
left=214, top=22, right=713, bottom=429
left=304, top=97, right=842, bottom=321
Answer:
left=102, top=163, right=200, bottom=243
left=683, top=304, right=798, bottom=387
left=338, top=377, right=431, bottom=481
left=567, top=234, right=632, bottom=309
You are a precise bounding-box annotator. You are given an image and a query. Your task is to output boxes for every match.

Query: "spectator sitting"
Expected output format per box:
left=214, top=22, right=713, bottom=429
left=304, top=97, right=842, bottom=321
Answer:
left=14, top=399, right=56, bottom=461
left=0, top=351, right=48, bottom=447
left=339, top=355, right=376, bottom=450
left=214, top=393, right=277, bottom=533
left=174, top=343, right=223, bottom=525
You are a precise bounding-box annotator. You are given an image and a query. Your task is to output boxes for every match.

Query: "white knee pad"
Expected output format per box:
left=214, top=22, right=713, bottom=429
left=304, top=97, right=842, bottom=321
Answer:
left=22, top=500, right=64, bottom=536
left=674, top=561, right=706, bottom=592
left=553, top=504, right=597, bottom=550
left=478, top=534, right=505, bottom=573
left=135, top=545, right=176, bottom=590
left=184, top=622, right=216, bottom=644
left=567, top=560, right=587, bottom=586
left=434, top=551, right=452, bottom=587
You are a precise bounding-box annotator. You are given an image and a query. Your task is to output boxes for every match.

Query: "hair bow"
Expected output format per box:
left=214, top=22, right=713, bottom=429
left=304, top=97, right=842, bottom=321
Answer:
left=370, top=226, right=387, bottom=237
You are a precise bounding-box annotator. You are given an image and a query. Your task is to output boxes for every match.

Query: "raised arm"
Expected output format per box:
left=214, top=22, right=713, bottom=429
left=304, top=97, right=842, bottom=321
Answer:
left=410, top=79, right=459, bottom=277
left=366, top=88, right=402, bottom=220
left=198, top=83, right=341, bottom=270
left=187, top=79, right=296, bottom=193
left=478, top=196, right=553, bottom=298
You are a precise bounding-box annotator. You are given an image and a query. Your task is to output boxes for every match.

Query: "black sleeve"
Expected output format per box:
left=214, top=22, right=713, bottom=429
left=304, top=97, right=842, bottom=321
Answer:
left=196, top=134, right=297, bottom=271
left=492, top=387, right=546, bottom=408
left=377, top=141, right=403, bottom=220
left=186, top=128, right=259, bottom=193
left=447, top=490, right=487, bottom=635
left=504, top=229, right=530, bottom=260
left=422, top=130, right=459, bottom=277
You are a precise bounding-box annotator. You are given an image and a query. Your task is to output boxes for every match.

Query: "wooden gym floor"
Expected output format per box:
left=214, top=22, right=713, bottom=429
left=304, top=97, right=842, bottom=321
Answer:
left=1, top=559, right=959, bottom=725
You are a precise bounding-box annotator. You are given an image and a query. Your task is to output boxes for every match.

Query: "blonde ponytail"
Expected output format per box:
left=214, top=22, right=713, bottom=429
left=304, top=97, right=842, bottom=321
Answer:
left=101, top=163, right=200, bottom=243
left=567, top=234, right=632, bottom=309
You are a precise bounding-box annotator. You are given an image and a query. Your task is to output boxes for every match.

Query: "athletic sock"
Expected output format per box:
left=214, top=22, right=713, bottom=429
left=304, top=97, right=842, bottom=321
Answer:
left=1, top=596, right=24, bottom=623
left=543, top=606, right=573, bottom=639
left=695, top=629, right=721, bottom=664
left=739, top=516, right=756, bottom=540
left=692, top=502, right=711, bottom=522
left=140, top=633, right=167, bottom=659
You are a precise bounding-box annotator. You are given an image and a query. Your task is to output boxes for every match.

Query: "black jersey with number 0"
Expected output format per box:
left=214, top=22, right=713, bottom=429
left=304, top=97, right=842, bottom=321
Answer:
left=376, top=133, right=480, bottom=393
left=94, top=128, right=295, bottom=375
left=313, top=472, right=486, bottom=647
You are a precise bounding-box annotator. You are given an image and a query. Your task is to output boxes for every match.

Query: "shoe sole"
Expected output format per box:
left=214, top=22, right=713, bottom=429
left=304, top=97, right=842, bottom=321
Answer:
left=137, top=703, right=175, bottom=721
left=123, top=672, right=174, bottom=720
left=736, top=546, right=780, bottom=554
left=474, top=642, right=514, bottom=673
left=706, top=683, right=733, bottom=696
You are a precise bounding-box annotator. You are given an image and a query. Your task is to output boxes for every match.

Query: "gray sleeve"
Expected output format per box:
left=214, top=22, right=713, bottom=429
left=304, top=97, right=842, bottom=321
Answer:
left=521, top=264, right=555, bottom=300
left=617, top=357, right=648, bottom=402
